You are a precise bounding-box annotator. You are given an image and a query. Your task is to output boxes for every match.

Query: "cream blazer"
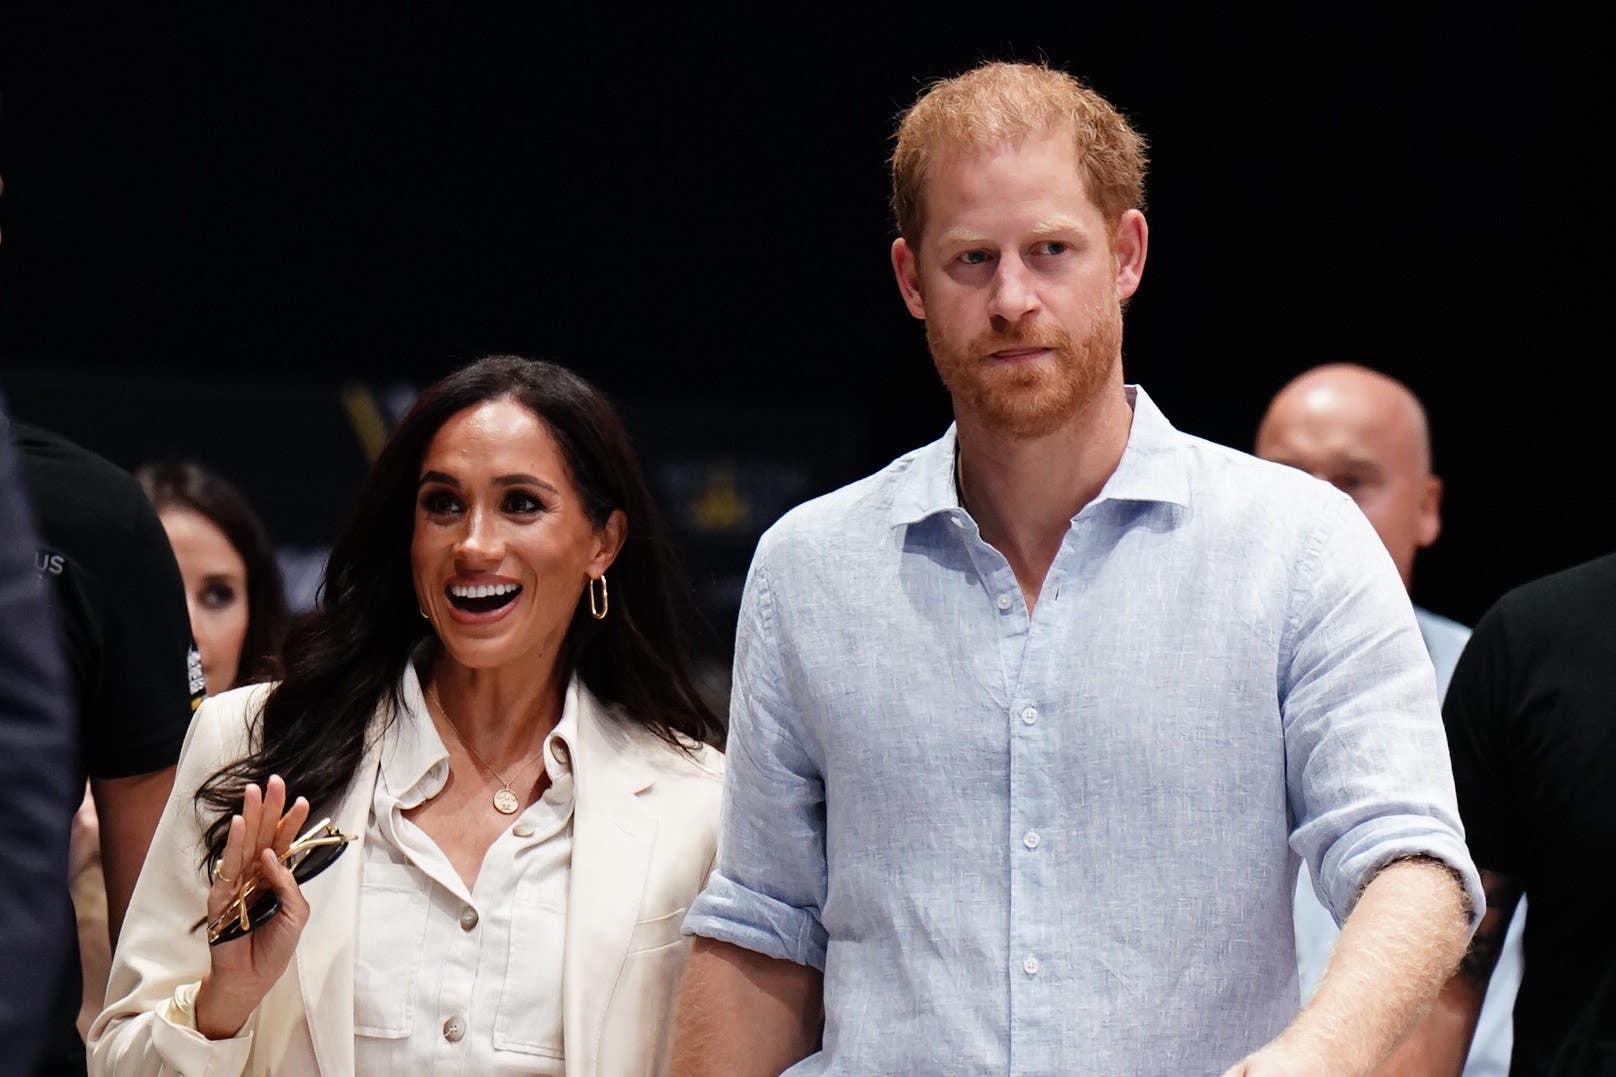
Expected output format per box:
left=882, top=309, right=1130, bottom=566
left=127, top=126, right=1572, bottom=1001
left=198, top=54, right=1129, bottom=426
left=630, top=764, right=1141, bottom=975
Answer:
left=89, top=670, right=723, bottom=1076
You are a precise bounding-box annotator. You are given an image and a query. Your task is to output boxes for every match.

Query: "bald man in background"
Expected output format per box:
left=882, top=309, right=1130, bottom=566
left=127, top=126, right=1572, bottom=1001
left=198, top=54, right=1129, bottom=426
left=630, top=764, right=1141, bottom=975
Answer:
left=1257, top=363, right=1523, bottom=1077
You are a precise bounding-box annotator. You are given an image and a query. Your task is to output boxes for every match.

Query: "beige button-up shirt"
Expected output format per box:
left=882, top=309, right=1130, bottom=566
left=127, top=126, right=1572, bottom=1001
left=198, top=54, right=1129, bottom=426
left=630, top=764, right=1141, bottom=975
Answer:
left=354, top=684, right=578, bottom=1075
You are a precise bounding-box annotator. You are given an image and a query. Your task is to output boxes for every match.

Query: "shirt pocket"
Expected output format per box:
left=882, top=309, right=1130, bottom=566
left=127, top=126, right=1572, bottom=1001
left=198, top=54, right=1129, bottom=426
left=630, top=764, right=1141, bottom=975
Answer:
left=353, top=862, right=430, bottom=1038
left=493, top=879, right=567, bottom=1058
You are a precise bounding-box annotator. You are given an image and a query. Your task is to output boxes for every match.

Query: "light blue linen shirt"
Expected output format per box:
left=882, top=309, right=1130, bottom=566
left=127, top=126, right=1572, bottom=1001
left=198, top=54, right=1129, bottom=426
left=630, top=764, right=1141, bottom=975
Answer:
left=686, top=386, right=1484, bottom=1076
left=1294, top=608, right=1525, bottom=1077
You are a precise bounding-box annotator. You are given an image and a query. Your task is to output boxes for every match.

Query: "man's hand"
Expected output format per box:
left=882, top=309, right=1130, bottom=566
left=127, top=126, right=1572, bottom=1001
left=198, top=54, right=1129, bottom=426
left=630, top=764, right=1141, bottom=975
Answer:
left=1223, top=1034, right=1333, bottom=1076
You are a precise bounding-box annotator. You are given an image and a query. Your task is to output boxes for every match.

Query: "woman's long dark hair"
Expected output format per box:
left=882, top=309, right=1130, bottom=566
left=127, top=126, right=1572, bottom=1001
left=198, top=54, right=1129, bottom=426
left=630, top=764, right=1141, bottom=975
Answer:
left=196, top=356, right=723, bottom=867
left=135, top=459, right=290, bottom=687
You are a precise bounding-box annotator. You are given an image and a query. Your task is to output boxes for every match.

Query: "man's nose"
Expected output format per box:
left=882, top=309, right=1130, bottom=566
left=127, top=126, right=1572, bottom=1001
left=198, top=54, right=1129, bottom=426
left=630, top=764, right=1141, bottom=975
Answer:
left=987, top=257, right=1040, bottom=324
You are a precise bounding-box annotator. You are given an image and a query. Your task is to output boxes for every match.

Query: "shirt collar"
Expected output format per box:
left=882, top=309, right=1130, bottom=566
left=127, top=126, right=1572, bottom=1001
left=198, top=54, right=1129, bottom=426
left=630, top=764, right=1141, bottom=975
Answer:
left=383, top=656, right=583, bottom=808
left=888, top=384, right=1191, bottom=530
left=542, top=678, right=581, bottom=786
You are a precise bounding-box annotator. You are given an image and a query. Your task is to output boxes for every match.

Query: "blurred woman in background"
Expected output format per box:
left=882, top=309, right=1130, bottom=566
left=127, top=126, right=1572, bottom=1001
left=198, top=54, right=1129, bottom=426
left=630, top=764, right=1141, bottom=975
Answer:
left=70, top=461, right=289, bottom=1038
left=137, top=460, right=290, bottom=694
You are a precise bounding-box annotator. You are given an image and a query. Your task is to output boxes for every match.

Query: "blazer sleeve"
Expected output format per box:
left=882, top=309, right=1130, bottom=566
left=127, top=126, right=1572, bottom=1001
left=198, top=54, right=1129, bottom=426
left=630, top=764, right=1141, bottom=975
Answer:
left=88, top=692, right=263, bottom=1077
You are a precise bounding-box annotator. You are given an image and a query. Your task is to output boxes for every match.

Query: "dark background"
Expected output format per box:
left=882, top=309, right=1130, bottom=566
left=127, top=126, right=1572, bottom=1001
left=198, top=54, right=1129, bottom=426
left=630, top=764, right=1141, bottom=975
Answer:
left=2, top=9, right=1609, bottom=641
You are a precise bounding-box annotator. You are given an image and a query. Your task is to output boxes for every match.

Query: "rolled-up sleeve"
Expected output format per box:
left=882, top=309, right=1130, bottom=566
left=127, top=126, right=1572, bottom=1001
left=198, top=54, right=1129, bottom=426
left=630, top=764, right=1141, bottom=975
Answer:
left=683, top=548, right=830, bottom=970
left=1281, top=494, right=1484, bottom=934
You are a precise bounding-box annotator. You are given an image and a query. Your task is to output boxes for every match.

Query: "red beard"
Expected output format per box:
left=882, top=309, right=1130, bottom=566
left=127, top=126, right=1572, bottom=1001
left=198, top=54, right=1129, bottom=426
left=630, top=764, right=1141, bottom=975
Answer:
left=928, top=299, right=1122, bottom=438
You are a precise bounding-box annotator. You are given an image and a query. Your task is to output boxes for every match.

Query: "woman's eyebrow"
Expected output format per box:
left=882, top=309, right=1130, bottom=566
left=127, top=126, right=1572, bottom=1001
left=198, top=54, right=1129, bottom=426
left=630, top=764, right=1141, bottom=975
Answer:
left=418, top=470, right=459, bottom=488
left=493, top=474, right=558, bottom=495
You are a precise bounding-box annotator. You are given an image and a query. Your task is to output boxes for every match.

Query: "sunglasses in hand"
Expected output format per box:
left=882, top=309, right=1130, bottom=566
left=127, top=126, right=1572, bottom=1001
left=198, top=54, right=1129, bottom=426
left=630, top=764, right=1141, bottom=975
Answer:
left=194, top=817, right=357, bottom=946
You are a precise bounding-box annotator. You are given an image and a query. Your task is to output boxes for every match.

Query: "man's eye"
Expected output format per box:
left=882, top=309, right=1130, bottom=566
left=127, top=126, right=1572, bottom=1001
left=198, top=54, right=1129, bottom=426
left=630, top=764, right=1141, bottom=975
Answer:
left=1036, top=241, right=1069, bottom=256
left=959, top=250, right=991, bottom=266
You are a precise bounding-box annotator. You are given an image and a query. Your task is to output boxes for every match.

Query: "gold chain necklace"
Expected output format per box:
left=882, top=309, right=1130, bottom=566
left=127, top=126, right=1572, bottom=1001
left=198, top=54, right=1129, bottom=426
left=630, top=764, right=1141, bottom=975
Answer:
left=424, top=683, right=544, bottom=815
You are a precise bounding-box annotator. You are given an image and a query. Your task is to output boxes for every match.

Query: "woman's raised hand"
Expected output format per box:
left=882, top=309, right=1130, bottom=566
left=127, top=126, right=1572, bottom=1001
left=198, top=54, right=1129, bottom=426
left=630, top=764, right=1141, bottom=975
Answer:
left=193, top=775, right=311, bottom=1040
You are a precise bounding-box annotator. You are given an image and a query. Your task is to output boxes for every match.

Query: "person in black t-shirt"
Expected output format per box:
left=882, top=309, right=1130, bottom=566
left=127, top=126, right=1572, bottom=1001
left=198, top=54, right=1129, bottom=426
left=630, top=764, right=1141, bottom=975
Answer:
left=10, top=421, right=203, bottom=1076
left=1391, top=552, right=1616, bottom=1075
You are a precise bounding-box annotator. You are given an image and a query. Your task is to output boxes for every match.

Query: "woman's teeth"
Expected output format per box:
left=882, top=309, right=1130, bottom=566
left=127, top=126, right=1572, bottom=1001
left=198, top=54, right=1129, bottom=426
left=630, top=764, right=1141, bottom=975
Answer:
left=448, top=583, right=520, bottom=598
left=445, top=581, right=523, bottom=613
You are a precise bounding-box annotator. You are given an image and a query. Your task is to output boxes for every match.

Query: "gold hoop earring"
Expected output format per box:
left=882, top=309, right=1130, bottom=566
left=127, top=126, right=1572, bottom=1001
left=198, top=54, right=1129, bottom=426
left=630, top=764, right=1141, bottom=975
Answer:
left=588, top=574, right=609, bottom=620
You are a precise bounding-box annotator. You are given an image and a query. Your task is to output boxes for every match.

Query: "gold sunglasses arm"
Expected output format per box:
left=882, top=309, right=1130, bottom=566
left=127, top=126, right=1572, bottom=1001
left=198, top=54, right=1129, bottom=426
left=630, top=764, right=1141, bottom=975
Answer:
left=202, top=821, right=357, bottom=942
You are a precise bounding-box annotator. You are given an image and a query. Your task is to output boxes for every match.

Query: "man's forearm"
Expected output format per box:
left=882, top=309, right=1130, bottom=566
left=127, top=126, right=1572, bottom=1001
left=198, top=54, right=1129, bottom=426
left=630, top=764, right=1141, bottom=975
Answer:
left=670, top=936, right=823, bottom=1077
left=1374, top=974, right=1486, bottom=1077
left=1377, top=867, right=1521, bottom=1077
left=1274, top=858, right=1472, bottom=1074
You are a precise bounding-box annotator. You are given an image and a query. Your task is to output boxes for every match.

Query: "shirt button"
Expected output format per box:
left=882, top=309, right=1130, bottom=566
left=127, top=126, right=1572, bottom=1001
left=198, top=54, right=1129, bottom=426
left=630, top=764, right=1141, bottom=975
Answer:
left=1023, top=831, right=1041, bottom=850
left=443, top=1015, right=466, bottom=1042
left=513, top=824, right=536, bottom=838
left=1023, top=956, right=1040, bottom=976
left=459, top=906, right=478, bottom=931
left=950, top=514, right=965, bottom=528
left=550, top=739, right=570, bottom=766
left=996, top=593, right=1013, bottom=610
left=1020, top=706, right=1038, bottom=725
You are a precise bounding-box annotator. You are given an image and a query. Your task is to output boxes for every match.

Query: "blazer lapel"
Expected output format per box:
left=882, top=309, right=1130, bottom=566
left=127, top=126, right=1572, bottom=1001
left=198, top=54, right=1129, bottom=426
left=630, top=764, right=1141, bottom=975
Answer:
left=563, top=684, right=657, bottom=1077
left=294, top=709, right=387, bottom=1075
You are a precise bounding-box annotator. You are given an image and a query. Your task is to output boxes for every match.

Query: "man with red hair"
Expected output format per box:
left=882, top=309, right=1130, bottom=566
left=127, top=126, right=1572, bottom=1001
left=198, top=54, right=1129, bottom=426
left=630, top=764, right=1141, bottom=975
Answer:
left=673, top=62, right=1480, bottom=1076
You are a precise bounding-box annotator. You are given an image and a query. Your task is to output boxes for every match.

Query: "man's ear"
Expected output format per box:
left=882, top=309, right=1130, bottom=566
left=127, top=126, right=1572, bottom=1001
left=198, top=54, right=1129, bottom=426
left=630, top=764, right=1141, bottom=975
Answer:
left=1417, top=475, right=1443, bottom=548
left=1112, top=209, right=1149, bottom=303
left=892, top=237, right=927, bottom=320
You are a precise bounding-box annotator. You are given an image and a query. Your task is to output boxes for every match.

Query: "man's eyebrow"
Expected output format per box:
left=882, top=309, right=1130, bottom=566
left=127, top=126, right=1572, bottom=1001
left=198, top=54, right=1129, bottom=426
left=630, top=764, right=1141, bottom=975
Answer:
left=936, top=219, right=1086, bottom=248
left=1027, top=217, right=1084, bottom=236
left=936, top=228, right=990, bottom=248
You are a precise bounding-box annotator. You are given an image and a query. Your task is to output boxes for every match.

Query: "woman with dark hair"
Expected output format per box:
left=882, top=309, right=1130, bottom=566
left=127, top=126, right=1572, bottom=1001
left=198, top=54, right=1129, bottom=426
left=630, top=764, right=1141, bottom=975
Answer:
left=92, top=356, right=725, bottom=1076
left=135, top=460, right=290, bottom=694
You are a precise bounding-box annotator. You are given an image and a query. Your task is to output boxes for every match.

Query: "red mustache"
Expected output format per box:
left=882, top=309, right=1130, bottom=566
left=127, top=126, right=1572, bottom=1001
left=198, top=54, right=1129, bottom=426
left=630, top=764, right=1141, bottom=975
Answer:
left=967, top=324, right=1073, bottom=361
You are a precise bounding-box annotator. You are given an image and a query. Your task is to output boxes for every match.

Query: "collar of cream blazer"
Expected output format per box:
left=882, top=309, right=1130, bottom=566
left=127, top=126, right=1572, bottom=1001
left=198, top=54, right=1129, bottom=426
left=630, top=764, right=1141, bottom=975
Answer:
left=289, top=662, right=658, bottom=1076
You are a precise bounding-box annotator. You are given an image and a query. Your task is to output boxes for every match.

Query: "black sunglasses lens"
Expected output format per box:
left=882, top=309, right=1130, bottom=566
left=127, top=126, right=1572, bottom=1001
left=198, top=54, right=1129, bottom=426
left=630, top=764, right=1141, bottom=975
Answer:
left=288, top=834, right=348, bottom=884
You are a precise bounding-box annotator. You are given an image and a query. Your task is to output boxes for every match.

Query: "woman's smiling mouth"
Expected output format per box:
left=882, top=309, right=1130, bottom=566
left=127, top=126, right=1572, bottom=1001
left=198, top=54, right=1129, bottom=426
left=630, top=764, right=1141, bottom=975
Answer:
left=444, top=580, right=524, bottom=619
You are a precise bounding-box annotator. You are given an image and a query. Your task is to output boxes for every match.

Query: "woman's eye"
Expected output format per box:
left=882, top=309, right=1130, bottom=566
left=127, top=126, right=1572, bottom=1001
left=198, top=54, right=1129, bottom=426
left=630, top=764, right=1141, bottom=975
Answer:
left=420, top=490, right=461, bottom=515
left=503, top=491, right=544, bottom=515
left=201, top=582, right=236, bottom=609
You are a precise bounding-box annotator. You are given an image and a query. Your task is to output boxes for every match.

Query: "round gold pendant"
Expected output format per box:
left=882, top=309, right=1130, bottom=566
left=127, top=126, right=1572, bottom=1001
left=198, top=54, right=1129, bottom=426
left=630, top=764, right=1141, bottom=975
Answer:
left=492, top=788, right=519, bottom=815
